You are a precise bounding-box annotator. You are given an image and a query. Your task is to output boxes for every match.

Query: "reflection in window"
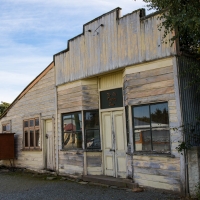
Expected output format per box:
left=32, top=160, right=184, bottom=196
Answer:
left=132, top=102, right=170, bottom=153
left=63, top=112, right=82, bottom=150
left=84, top=110, right=100, bottom=149
left=134, top=129, right=151, bottom=151
left=133, top=105, right=150, bottom=128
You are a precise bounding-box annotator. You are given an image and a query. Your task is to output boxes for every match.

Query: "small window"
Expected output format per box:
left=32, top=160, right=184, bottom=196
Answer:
left=2, top=123, right=10, bottom=133
left=62, top=112, right=82, bottom=150
left=84, top=110, right=101, bottom=149
left=132, top=102, right=170, bottom=153
left=23, top=118, right=40, bottom=149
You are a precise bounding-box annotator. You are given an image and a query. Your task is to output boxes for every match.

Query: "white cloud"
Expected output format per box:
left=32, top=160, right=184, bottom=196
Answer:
left=0, top=0, right=153, bottom=103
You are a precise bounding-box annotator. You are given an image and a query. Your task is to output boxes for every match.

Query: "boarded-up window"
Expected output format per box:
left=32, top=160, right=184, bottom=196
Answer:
left=23, top=118, right=40, bottom=149
left=132, top=102, right=170, bottom=153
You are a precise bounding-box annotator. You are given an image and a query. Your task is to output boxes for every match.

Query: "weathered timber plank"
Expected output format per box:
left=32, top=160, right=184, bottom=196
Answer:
left=87, top=156, right=102, bottom=167
left=125, top=80, right=174, bottom=93
left=125, top=66, right=173, bottom=81
left=133, top=155, right=180, bottom=163
left=134, top=166, right=180, bottom=178
left=127, top=86, right=175, bottom=99
left=135, top=179, right=180, bottom=191
left=57, top=86, right=82, bottom=95
left=134, top=172, right=180, bottom=185
left=126, top=93, right=175, bottom=106
left=59, top=159, right=83, bottom=167
left=133, top=160, right=180, bottom=171
left=58, top=101, right=83, bottom=109
left=124, top=73, right=174, bottom=88
left=82, top=85, right=98, bottom=90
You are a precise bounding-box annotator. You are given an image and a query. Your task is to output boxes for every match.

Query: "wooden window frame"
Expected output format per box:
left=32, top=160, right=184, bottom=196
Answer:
left=2, top=123, right=10, bottom=133
left=23, top=118, right=40, bottom=150
left=132, top=102, right=170, bottom=153
left=62, top=111, right=83, bottom=150
left=84, top=110, right=101, bottom=150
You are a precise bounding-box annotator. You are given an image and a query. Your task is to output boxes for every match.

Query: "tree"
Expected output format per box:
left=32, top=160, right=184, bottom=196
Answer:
left=143, top=0, right=200, bottom=56
left=0, top=101, right=10, bottom=116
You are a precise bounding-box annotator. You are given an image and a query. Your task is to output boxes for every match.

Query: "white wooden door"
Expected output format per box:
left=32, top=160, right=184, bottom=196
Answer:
left=45, top=119, right=54, bottom=170
left=102, top=110, right=127, bottom=178
left=102, top=112, right=115, bottom=177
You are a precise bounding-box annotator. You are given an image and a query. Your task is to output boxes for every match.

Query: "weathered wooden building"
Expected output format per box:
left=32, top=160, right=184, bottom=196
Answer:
left=0, top=62, right=56, bottom=171
left=1, top=7, right=197, bottom=195
left=53, top=7, right=184, bottom=193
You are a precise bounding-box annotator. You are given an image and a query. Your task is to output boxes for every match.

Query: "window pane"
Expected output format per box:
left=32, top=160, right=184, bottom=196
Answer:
left=72, top=113, right=82, bottom=131
left=24, top=121, right=28, bottom=128
left=133, top=105, right=150, bottom=128
left=6, top=124, right=10, bottom=132
left=86, top=129, right=100, bottom=149
left=85, top=111, right=99, bottom=129
left=150, top=103, right=169, bottom=127
left=35, top=118, right=39, bottom=126
left=30, top=130, right=34, bottom=147
left=152, top=128, right=170, bottom=152
left=25, top=130, right=29, bottom=147
left=3, top=125, right=6, bottom=131
left=35, top=129, right=40, bottom=147
left=134, top=129, right=151, bottom=151
left=63, top=132, right=82, bottom=150
left=30, top=120, right=34, bottom=127
left=63, top=114, right=73, bottom=133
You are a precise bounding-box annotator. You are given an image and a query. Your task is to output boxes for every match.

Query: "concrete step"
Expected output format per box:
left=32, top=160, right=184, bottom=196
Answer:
left=82, top=175, right=138, bottom=189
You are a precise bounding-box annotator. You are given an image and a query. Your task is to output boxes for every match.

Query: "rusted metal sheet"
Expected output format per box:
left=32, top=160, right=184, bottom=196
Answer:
left=0, top=133, right=15, bottom=160
left=55, top=8, right=176, bottom=86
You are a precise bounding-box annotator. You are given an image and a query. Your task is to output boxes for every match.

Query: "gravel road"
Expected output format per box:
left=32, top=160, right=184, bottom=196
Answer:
left=0, top=169, right=181, bottom=200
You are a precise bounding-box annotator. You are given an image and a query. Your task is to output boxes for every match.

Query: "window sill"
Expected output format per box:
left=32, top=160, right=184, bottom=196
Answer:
left=21, top=148, right=42, bottom=151
left=126, top=152, right=175, bottom=158
left=84, top=149, right=102, bottom=152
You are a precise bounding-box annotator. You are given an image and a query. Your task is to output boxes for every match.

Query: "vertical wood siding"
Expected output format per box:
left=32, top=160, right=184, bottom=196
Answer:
left=99, top=72, right=123, bottom=90
left=55, top=9, right=176, bottom=86
left=0, top=68, right=55, bottom=171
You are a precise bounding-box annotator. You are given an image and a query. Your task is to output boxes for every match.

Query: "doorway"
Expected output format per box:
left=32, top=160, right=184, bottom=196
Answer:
left=101, top=110, right=127, bottom=178
left=45, top=119, right=54, bottom=170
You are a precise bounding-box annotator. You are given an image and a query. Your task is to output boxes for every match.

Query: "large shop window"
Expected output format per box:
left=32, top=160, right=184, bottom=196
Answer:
left=62, top=112, right=82, bottom=150
left=132, top=102, right=170, bottom=153
left=23, top=118, right=40, bottom=149
left=84, top=110, right=100, bottom=149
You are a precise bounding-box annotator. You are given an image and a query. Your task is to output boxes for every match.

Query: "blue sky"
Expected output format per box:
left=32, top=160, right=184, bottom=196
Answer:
left=0, top=0, right=153, bottom=103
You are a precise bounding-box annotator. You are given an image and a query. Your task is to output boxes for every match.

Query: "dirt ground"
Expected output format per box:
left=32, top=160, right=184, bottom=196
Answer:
left=0, top=167, right=186, bottom=200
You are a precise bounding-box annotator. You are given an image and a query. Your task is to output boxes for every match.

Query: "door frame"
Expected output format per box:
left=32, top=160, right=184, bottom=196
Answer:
left=100, top=107, right=127, bottom=177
